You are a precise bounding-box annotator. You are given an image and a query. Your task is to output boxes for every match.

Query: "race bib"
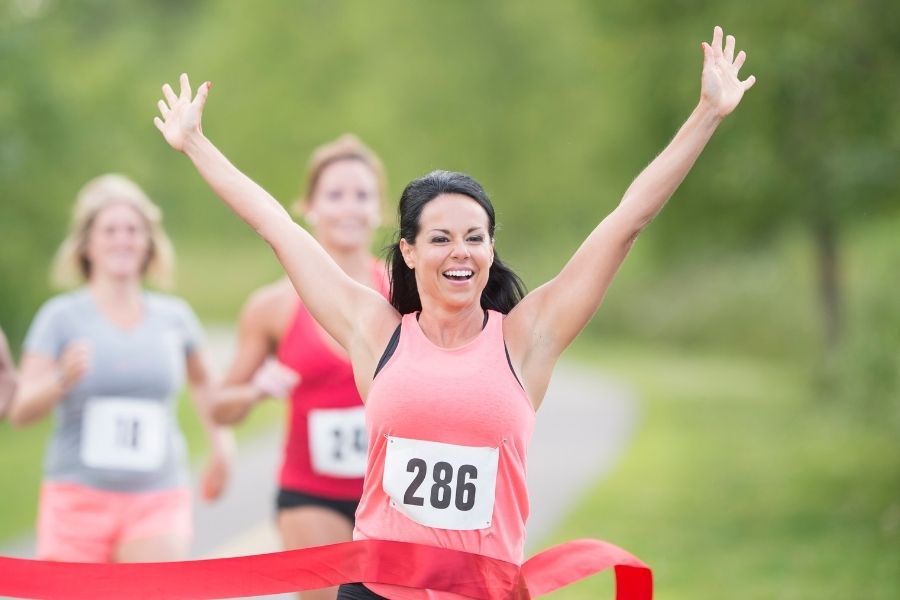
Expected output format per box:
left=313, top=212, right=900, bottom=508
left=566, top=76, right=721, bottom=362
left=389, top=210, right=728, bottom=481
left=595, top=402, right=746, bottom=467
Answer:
left=80, top=397, right=167, bottom=471
left=308, top=407, right=368, bottom=477
left=383, top=436, right=499, bottom=531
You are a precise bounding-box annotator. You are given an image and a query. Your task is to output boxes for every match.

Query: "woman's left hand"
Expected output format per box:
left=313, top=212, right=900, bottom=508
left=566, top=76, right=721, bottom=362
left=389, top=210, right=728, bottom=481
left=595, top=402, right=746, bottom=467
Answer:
left=700, top=25, right=756, bottom=117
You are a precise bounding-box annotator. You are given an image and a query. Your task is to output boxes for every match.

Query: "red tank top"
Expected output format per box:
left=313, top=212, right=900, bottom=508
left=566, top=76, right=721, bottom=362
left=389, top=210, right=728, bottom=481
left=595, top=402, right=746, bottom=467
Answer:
left=276, top=261, right=389, bottom=499
left=355, top=310, right=536, bottom=600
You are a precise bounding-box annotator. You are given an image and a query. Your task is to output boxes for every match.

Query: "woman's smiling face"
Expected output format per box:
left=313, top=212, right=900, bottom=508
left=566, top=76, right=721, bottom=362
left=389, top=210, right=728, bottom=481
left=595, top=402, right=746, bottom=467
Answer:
left=85, top=202, right=151, bottom=282
left=400, top=193, right=494, bottom=311
left=305, top=158, right=381, bottom=252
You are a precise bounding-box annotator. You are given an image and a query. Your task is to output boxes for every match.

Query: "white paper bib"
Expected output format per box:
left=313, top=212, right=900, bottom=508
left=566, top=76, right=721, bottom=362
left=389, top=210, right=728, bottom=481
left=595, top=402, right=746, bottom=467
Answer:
left=383, top=436, right=499, bottom=531
left=308, top=406, right=368, bottom=477
left=80, top=397, right=167, bottom=471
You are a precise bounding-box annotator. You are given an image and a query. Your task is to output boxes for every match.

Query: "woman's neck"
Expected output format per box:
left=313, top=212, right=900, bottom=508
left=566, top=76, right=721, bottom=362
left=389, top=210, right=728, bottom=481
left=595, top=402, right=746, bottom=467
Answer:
left=416, top=303, right=485, bottom=348
left=89, top=276, right=144, bottom=327
left=320, top=243, right=374, bottom=285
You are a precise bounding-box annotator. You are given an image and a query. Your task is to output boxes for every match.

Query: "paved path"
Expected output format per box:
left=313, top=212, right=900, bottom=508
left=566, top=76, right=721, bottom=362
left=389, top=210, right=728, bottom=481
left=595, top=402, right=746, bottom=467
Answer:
left=2, top=325, right=639, bottom=599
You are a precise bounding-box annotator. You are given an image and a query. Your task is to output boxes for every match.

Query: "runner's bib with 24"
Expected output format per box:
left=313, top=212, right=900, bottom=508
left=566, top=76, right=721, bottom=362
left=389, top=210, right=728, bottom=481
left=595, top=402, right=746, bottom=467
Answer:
left=80, top=397, right=166, bottom=471
left=383, top=436, right=499, bottom=530
left=308, top=406, right=368, bottom=478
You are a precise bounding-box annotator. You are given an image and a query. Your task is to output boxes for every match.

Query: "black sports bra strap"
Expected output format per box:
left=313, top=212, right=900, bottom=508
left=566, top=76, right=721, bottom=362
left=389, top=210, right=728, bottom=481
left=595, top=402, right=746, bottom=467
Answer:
left=373, top=324, right=402, bottom=379
left=373, top=317, right=523, bottom=390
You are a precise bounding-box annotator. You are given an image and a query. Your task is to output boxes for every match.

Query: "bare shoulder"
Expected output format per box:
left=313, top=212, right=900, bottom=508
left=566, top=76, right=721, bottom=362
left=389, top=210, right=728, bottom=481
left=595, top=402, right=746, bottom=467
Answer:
left=502, top=291, right=561, bottom=409
left=502, top=288, right=548, bottom=356
left=239, top=278, right=297, bottom=339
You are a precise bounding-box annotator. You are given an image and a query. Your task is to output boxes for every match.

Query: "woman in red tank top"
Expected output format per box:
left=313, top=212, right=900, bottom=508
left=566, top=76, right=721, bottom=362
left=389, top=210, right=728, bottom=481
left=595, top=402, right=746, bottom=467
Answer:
left=157, top=27, right=754, bottom=597
left=209, top=135, right=389, bottom=600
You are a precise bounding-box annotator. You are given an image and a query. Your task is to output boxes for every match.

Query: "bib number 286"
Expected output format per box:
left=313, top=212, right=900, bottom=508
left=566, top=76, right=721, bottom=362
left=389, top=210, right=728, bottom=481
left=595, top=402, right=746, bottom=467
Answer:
left=403, top=458, right=477, bottom=511
left=383, top=436, right=498, bottom=531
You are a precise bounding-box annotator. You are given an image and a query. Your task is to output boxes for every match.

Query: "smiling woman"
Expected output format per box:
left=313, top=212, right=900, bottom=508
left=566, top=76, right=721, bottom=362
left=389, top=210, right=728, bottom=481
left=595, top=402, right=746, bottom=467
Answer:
left=155, top=24, right=755, bottom=599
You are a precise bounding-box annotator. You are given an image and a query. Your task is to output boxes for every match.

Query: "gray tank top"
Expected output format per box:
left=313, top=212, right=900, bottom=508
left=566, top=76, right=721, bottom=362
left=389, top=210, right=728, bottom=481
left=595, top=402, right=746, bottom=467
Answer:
left=23, top=288, right=202, bottom=492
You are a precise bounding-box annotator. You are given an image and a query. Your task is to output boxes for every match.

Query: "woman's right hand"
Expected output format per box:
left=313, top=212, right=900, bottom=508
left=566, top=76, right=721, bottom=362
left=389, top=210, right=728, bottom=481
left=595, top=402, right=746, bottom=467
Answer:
left=251, top=359, right=301, bottom=400
left=154, top=73, right=210, bottom=152
left=58, top=340, right=91, bottom=391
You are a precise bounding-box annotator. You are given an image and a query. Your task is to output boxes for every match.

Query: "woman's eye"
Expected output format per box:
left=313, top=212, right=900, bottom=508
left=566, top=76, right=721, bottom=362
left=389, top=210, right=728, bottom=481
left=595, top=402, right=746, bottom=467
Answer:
left=467, top=235, right=484, bottom=243
left=431, top=236, right=449, bottom=243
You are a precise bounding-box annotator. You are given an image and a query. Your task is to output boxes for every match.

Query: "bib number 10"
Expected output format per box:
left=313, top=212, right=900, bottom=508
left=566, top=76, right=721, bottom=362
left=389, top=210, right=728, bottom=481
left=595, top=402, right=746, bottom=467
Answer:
left=81, top=397, right=166, bottom=472
left=383, top=436, right=499, bottom=531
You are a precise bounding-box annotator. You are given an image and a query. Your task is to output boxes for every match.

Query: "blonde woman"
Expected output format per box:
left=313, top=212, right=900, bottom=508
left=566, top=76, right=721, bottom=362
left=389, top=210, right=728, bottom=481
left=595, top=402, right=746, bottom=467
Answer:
left=211, top=135, right=389, bottom=600
left=9, top=174, right=232, bottom=563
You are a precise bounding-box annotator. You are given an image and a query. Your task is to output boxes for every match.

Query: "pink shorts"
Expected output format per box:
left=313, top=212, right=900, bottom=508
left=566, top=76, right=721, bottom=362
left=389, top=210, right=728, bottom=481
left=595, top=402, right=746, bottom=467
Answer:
left=36, top=482, right=193, bottom=562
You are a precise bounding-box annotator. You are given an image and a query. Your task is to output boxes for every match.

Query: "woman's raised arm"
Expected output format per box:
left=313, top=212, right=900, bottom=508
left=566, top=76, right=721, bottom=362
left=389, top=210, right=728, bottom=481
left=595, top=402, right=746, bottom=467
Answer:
left=507, top=26, right=756, bottom=404
left=154, top=75, right=397, bottom=358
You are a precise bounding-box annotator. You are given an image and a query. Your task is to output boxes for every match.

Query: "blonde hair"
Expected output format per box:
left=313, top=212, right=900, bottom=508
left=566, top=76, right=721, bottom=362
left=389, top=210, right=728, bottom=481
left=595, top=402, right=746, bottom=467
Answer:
left=294, top=134, right=387, bottom=213
left=51, top=174, right=175, bottom=290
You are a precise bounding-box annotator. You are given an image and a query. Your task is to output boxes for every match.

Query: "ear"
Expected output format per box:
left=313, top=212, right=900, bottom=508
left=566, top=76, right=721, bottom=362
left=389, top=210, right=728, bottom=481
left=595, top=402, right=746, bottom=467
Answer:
left=490, top=238, right=495, bottom=265
left=303, top=208, right=318, bottom=226
left=399, top=238, right=416, bottom=269
left=295, top=198, right=317, bottom=226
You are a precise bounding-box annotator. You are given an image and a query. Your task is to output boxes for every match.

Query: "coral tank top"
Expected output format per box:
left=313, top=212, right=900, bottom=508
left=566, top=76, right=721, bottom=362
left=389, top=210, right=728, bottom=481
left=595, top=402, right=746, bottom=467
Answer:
left=355, top=310, right=535, bottom=599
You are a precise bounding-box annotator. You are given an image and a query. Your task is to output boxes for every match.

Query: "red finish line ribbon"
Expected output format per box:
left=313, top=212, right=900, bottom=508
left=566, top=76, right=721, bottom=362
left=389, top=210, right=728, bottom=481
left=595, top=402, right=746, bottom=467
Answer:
left=0, top=538, right=652, bottom=599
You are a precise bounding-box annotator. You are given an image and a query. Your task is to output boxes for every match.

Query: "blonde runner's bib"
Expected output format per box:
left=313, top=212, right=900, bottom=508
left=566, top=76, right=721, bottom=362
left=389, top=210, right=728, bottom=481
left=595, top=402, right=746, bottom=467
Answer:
left=308, top=407, right=368, bottom=478
left=80, top=397, right=167, bottom=471
left=383, top=436, right=499, bottom=531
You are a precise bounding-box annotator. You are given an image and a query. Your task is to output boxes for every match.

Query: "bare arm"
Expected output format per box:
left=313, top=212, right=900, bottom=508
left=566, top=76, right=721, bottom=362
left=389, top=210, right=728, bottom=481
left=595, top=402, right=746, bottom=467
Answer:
left=210, top=284, right=297, bottom=425
left=0, top=330, right=17, bottom=419
left=154, top=75, right=397, bottom=360
left=186, top=349, right=234, bottom=501
left=507, top=26, right=756, bottom=404
left=8, top=342, right=90, bottom=427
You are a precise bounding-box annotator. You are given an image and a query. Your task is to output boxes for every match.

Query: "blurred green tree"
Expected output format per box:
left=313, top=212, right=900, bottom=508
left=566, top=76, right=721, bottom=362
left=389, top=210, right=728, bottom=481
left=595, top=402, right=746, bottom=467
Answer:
left=1, top=0, right=897, bottom=369
left=590, top=0, right=900, bottom=350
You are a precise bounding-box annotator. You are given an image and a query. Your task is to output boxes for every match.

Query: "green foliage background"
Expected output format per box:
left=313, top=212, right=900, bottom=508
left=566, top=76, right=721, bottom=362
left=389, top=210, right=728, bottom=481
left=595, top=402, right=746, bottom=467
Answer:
left=3, top=0, right=896, bottom=359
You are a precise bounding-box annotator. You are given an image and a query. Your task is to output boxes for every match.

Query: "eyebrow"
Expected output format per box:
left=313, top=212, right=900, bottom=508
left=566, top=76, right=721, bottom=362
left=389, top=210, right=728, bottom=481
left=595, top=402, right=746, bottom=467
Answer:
left=427, top=227, right=485, bottom=235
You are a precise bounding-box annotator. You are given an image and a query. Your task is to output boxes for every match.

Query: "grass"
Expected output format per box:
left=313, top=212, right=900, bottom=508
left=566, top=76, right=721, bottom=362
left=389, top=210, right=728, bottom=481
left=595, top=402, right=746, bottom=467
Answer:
left=538, top=339, right=899, bottom=599
left=0, top=419, right=52, bottom=544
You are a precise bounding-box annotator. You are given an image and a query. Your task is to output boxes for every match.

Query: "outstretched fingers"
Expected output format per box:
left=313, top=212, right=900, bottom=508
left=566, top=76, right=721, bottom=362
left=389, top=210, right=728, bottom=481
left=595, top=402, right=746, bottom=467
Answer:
left=733, top=50, right=747, bottom=72
left=154, top=73, right=210, bottom=149
left=162, top=82, right=177, bottom=106
left=179, top=73, right=192, bottom=101
left=724, top=34, right=735, bottom=62
left=742, top=75, right=757, bottom=91
left=193, top=81, right=211, bottom=110
left=711, top=25, right=723, bottom=59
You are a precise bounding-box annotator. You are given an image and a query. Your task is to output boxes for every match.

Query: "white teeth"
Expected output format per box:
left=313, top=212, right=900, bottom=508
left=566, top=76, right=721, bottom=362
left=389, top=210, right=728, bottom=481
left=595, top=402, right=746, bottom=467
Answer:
left=444, top=270, right=473, bottom=277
